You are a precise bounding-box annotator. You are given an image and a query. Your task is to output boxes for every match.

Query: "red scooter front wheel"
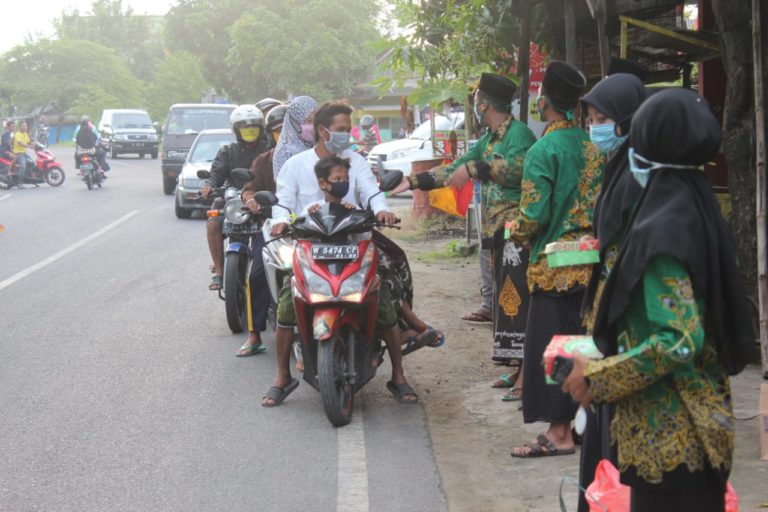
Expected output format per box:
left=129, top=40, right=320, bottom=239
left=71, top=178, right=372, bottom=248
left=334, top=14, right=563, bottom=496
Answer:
left=318, top=326, right=354, bottom=427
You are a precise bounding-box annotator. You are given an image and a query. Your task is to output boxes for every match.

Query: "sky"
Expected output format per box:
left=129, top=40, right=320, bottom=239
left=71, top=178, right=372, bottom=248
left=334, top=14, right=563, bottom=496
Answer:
left=2, top=0, right=175, bottom=53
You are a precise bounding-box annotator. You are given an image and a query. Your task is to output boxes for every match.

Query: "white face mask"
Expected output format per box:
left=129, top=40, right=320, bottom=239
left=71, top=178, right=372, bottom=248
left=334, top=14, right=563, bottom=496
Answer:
left=323, top=129, right=351, bottom=155
left=628, top=148, right=701, bottom=188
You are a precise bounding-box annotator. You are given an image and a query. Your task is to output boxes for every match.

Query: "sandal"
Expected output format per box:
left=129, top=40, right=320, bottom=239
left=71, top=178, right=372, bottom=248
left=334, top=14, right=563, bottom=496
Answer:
left=261, top=378, right=300, bottom=407
left=401, top=329, right=438, bottom=356
left=462, top=309, right=492, bottom=323
left=501, top=387, right=523, bottom=402
left=236, top=344, right=266, bottom=357
left=510, top=434, right=576, bottom=458
left=491, top=368, right=520, bottom=388
left=386, top=380, right=418, bottom=404
left=209, top=275, right=223, bottom=291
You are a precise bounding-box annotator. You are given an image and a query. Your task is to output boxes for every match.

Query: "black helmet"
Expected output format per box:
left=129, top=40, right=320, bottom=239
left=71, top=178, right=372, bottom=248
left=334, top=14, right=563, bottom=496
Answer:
left=255, top=98, right=282, bottom=115
left=265, top=104, right=288, bottom=146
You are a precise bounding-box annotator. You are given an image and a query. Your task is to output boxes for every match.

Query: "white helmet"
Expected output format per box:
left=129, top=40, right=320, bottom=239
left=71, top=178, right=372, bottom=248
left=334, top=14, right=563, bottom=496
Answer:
left=230, top=104, right=265, bottom=143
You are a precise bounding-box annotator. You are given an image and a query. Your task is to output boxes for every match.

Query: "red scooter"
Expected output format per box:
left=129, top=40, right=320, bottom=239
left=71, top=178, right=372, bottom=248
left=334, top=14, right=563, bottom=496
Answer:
left=255, top=171, right=403, bottom=426
left=0, top=142, right=66, bottom=189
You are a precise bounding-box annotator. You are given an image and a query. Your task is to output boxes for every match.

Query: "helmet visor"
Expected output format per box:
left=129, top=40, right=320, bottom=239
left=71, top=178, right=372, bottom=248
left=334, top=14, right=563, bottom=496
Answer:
left=239, top=126, right=262, bottom=142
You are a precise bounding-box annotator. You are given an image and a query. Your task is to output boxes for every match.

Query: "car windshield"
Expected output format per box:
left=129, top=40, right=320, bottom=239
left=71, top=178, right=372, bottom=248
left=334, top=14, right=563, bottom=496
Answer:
left=113, top=113, right=152, bottom=129
left=166, top=108, right=233, bottom=135
left=188, top=133, right=236, bottom=162
left=409, top=115, right=463, bottom=140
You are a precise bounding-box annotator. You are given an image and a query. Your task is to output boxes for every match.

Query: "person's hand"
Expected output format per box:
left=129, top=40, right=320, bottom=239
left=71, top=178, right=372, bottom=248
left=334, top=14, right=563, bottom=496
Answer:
left=343, top=202, right=356, bottom=210
left=270, top=222, right=288, bottom=237
left=390, top=176, right=412, bottom=195
left=376, top=211, right=397, bottom=225
left=200, top=185, right=212, bottom=199
left=561, top=353, right=592, bottom=408
left=244, top=197, right=261, bottom=214
left=445, top=165, right=470, bottom=189
left=308, top=203, right=321, bottom=213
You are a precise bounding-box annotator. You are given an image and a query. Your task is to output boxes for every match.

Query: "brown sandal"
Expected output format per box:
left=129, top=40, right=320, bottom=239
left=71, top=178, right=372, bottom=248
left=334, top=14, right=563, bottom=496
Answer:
left=462, top=309, right=492, bottom=322
left=510, top=434, right=576, bottom=458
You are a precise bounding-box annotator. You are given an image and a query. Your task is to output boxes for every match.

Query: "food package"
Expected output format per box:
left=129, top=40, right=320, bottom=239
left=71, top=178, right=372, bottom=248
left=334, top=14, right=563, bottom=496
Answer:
left=545, top=239, right=600, bottom=268
left=761, top=383, right=768, bottom=461
left=543, top=335, right=603, bottom=384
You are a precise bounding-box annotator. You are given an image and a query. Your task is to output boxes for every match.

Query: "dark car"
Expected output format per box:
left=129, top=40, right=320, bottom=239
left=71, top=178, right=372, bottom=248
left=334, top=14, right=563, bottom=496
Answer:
left=160, top=103, right=236, bottom=195
left=98, top=109, right=159, bottom=159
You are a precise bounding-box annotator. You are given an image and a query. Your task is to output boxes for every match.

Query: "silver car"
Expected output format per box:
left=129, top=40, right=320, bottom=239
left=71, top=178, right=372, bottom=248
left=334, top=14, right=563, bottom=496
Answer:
left=174, top=128, right=236, bottom=219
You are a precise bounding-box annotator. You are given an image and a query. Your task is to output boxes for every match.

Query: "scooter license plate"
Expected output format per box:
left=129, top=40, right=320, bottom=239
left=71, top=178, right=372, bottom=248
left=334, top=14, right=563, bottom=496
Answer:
left=311, top=245, right=359, bottom=260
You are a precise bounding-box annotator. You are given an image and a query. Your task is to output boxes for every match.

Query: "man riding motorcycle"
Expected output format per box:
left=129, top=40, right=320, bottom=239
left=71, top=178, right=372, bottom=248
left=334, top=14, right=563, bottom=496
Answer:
left=201, top=105, right=271, bottom=291
left=261, top=101, right=419, bottom=407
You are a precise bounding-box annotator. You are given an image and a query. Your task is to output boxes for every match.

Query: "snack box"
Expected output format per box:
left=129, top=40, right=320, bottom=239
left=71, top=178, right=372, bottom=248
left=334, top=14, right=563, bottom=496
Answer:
left=545, top=240, right=600, bottom=268
left=543, top=335, right=603, bottom=384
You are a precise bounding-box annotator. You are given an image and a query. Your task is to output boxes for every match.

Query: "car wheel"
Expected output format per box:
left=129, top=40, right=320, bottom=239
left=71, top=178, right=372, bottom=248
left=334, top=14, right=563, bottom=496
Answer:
left=139, top=153, right=145, bottom=158
left=163, top=176, right=176, bottom=195
left=111, top=148, right=118, bottom=159
left=151, top=150, right=158, bottom=159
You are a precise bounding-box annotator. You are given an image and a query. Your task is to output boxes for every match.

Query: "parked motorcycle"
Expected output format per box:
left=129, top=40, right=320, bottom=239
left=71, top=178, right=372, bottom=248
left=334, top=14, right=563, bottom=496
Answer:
left=254, top=170, right=403, bottom=426
left=0, top=142, right=66, bottom=189
left=199, top=168, right=263, bottom=334
left=77, top=147, right=102, bottom=190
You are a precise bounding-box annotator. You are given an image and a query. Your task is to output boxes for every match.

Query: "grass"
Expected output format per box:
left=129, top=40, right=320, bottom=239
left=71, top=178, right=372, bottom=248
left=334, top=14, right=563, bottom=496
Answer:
left=416, top=239, right=479, bottom=263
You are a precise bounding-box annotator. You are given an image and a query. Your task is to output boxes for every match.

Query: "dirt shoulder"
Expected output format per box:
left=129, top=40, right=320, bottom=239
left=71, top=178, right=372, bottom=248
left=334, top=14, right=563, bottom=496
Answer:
left=390, top=215, right=768, bottom=511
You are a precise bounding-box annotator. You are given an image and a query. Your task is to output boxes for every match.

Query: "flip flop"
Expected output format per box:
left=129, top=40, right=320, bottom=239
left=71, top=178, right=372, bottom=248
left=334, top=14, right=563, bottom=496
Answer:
left=401, top=329, right=438, bottom=356
left=501, top=387, right=523, bottom=402
left=236, top=344, right=266, bottom=357
left=427, top=325, right=445, bottom=348
left=209, top=275, right=223, bottom=291
left=510, top=434, right=576, bottom=458
left=462, top=310, right=492, bottom=323
left=491, top=367, right=520, bottom=388
left=386, top=380, right=418, bottom=404
left=261, top=378, right=300, bottom=407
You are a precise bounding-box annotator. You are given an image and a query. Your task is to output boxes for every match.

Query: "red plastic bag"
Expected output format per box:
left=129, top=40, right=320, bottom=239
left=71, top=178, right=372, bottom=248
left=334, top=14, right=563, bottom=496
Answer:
left=586, top=460, right=630, bottom=512
left=585, top=459, right=739, bottom=512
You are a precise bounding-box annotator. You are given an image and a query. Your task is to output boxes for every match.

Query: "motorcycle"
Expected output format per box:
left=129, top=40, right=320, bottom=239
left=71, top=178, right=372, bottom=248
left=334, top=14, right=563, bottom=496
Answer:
left=36, top=125, right=49, bottom=147
left=254, top=170, right=403, bottom=426
left=199, top=168, right=263, bottom=334
left=77, top=146, right=102, bottom=190
left=0, top=141, right=66, bottom=189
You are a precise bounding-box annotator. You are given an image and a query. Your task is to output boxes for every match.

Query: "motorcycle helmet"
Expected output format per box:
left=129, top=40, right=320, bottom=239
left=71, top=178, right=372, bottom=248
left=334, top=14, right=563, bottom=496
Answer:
left=360, top=114, right=374, bottom=129
left=265, top=104, right=288, bottom=146
left=230, top=104, right=265, bottom=144
left=255, top=98, right=282, bottom=115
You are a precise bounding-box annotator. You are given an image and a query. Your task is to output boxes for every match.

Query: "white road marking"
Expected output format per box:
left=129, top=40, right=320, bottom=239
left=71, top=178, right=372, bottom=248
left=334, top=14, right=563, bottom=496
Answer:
left=337, top=402, right=369, bottom=512
left=0, top=194, right=11, bottom=201
left=0, top=210, right=140, bottom=291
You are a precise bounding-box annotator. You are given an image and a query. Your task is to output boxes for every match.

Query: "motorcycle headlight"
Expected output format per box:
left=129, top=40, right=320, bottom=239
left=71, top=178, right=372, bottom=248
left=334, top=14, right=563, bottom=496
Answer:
left=224, top=199, right=249, bottom=225
left=338, top=244, right=376, bottom=299
left=277, top=243, right=295, bottom=270
left=296, top=246, right=332, bottom=299
left=224, top=187, right=239, bottom=200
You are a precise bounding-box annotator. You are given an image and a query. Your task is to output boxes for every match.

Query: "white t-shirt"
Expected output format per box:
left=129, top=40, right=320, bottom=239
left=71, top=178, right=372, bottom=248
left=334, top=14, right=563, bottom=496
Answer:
left=274, top=147, right=388, bottom=222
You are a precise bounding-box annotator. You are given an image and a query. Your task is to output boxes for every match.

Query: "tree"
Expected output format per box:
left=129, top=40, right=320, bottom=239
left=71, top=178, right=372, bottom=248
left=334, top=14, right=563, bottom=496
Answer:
left=166, top=0, right=381, bottom=102
left=145, top=52, right=209, bottom=121
left=0, top=39, right=144, bottom=141
left=55, top=0, right=164, bottom=81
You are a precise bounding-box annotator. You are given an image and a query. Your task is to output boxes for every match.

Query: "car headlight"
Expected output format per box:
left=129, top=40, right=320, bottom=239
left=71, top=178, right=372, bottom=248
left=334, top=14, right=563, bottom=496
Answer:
left=224, top=199, right=249, bottom=224
left=181, top=177, right=200, bottom=188
left=115, top=134, right=127, bottom=141
left=148, top=134, right=158, bottom=141
left=389, top=148, right=415, bottom=161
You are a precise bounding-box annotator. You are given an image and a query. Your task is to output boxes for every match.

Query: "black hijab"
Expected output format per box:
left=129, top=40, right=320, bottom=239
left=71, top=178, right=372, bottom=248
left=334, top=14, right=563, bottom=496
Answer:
left=593, top=88, right=754, bottom=375
left=581, top=74, right=647, bottom=319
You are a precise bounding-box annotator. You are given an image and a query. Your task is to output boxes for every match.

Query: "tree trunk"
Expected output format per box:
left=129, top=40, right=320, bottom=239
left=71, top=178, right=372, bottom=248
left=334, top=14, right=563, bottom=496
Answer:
left=710, top=0, right=759, bottom=295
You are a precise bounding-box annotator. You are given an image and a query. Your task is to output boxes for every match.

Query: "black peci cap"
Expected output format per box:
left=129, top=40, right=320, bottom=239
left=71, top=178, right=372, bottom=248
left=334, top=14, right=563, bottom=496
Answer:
left=541, top=60, right=587, bottom=112
left=478, top=73, right=518, bottom=106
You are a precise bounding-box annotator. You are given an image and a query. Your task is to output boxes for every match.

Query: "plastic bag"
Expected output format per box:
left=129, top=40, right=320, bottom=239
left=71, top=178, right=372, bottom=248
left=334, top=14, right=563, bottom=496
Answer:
left=585, top=460, right=739, bottom=512
left=586, top=459, right=629, bottom=512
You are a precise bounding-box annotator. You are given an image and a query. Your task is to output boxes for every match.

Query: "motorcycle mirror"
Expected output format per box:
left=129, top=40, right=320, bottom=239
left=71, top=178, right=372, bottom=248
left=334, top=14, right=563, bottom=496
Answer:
left=254, top=191, right=279, bottom=208
left=196, top=170, right=211, bottom=180
left=378, top=170, right=404, bottom=193
left=230, top=168, right=254, bottom=189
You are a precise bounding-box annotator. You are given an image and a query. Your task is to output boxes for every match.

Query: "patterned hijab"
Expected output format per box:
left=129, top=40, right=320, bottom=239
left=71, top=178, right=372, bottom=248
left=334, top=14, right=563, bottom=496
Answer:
left=272, top=95, right=318, bottom=177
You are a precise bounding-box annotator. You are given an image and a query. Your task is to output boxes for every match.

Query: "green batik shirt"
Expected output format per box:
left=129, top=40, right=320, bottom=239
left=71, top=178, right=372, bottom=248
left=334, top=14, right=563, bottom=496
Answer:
left=585, top=254, right=734, bottom=485
left=509, top=120, right=605, bottom=292
left=407, top=117, right=537, bottom=239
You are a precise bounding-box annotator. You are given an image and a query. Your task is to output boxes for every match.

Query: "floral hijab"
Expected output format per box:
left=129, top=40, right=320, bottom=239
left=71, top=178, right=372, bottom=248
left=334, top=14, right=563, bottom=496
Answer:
left=272, top=95, right=318, bottom=177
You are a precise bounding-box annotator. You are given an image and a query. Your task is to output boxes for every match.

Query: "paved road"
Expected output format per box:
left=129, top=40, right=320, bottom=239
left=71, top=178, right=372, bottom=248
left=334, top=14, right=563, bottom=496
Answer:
left=0, top=149, right=446, bottom=512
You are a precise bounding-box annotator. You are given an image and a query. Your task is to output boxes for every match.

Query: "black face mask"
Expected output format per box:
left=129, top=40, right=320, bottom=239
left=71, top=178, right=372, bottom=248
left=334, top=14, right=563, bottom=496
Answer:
left=327, top=181, right=349, bottom=199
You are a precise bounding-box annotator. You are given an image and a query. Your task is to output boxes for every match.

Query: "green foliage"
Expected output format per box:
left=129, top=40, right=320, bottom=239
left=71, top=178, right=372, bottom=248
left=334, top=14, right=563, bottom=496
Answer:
left=167, top=0, right=382, bottom=102
left=0, top=39, right=143, bottom=131
left=145, top=52, right=208, bottom=121
left=55, top=0, right=164, bottom=81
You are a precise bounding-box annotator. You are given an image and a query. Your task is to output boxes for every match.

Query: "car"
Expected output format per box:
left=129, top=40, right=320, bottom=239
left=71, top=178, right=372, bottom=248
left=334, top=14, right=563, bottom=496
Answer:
left=174, top=128, right=236, bottom=219
left=161, top=103, right=236, bottom=195
left=98, top=109, right=159, bottom=159
left=366, top=113, right=465, bottom=176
